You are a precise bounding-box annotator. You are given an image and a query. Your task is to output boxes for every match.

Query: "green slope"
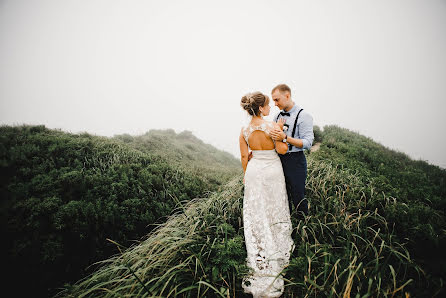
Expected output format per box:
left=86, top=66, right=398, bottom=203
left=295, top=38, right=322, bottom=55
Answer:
left=0, top=124, right=240, bottom=297
left=63, top=125, right=446, bottom=297
left=113, top=129, right=240, bottom=185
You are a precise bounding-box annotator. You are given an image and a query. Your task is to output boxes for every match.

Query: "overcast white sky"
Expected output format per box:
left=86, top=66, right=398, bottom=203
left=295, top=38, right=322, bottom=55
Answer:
left=1, top=0, right=445, bottom=168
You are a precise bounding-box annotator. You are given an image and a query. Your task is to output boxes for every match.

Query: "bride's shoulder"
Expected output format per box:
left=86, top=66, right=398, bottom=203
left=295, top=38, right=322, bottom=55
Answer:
left=240, top=125, right=250, bottom=136
left=241, top=123, right=250, bottom=131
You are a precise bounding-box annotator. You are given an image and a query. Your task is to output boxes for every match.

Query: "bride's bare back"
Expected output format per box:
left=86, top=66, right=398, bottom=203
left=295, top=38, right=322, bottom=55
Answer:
left=248, top=131, right=275, bottom=150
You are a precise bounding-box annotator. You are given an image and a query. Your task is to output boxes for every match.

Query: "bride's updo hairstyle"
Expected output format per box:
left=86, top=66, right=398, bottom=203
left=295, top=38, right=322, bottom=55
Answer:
left=240, top=92, right=269, bottom=116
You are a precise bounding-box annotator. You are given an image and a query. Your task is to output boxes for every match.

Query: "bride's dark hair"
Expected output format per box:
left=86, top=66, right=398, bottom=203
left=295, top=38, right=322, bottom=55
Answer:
left=240, top=92, right=269, bottom=116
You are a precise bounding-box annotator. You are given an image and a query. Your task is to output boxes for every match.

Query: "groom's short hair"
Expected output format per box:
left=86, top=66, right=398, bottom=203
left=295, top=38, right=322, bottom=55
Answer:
left=272, top=84, right=291, bottom=95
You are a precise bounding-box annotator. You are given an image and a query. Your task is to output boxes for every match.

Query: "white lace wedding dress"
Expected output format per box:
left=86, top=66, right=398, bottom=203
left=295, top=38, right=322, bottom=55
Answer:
left=241, top=121, right=295, bottom=297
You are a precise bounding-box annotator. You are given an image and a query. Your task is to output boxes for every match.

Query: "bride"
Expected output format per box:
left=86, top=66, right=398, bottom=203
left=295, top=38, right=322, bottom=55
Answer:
left=239, top=91, right=295, bottom=297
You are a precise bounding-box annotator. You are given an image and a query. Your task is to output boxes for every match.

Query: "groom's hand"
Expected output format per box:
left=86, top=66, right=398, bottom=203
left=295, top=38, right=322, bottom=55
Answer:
left=270, top=128, right=286, bottom=141
left=248, top=151, right=253, bottom=161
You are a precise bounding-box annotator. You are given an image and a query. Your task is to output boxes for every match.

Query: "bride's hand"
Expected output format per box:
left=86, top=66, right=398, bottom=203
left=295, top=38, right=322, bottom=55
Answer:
left=277, top=118, right=286, bottom=130
left=270, top=128, right=285, bottom=141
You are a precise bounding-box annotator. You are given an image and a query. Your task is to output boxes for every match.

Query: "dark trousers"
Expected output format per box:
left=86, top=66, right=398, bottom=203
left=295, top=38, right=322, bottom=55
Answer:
left=279, top=151, right=308, bottom=216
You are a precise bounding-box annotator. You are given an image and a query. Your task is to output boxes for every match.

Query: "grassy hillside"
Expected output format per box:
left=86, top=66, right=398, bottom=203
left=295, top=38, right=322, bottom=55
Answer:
left=62, top=125, right=445, bottom=297
left=113, top=129, right=239, bottom=185
left=314, top=126, right=446, bottom=286
left=0, top=125, right=240, bottom=297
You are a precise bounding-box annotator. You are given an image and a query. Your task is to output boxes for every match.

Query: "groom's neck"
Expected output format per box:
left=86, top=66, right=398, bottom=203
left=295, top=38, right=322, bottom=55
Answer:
left=284, top=101, right=294, bottom=112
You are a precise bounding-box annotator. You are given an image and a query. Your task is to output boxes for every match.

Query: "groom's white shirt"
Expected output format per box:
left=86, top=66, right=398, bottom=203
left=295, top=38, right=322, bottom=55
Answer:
left=274, top=103, right=314, bottom=152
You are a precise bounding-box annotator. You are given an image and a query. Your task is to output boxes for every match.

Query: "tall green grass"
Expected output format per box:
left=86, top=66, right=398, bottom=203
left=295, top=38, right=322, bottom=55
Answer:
left=61, top=154, right=432, bottom=297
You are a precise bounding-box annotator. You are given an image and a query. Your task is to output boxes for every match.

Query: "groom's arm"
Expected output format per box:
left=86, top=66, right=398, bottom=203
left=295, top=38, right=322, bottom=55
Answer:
left=287, top=113, right=314, bottom=150
left=285, top=135, right=304, bottom=149
left=270, top=113, right=314, bottom=150
left=270, top=131, right=304, bottom=149
left=298, top=113, right=314, bottom=150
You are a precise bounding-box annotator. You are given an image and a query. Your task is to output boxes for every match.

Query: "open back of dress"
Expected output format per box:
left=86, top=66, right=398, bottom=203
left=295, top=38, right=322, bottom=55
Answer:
left=242, top=121, right=275, bottom=151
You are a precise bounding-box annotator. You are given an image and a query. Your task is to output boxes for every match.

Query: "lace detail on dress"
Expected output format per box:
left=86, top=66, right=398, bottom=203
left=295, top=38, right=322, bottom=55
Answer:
left=242, top=121, right=275, bottom=148
left=242, top=150, right=295, bottom=297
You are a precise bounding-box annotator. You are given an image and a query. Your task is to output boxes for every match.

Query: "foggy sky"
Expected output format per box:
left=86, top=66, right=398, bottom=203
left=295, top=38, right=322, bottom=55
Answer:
left=1, top=0, right=445, bottom=168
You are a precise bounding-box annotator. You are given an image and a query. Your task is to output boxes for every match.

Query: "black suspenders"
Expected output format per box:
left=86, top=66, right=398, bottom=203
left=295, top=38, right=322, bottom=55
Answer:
left=276, top=109, right=303, bottom=151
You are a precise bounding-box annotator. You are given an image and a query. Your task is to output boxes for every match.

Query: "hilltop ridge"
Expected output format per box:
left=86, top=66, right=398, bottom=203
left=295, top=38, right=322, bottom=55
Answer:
left=113, top=129, right=240, bottom=184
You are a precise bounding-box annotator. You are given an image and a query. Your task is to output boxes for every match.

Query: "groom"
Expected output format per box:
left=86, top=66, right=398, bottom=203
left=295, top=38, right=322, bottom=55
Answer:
left=269, top=84, right=314, bottom=217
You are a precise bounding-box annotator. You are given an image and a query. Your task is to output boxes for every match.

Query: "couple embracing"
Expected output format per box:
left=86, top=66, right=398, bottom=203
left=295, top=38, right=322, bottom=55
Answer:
left=239, top=84, right=314, bottom=297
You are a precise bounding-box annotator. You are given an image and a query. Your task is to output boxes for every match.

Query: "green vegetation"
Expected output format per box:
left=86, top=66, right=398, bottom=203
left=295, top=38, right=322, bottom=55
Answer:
left=0, top=125, right=240, bottom=297
left=62, top=125, right=446, bottom=297
left=113, top=129, right=239, bottom=185
left=314, top=126, right=446, bottom=291
left=313, top=124, right=323, bottom=144
left=2, top=124, right=444, bottom=297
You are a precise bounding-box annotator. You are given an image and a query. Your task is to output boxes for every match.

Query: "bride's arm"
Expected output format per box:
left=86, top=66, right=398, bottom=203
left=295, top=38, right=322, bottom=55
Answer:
left=272, top=122, right=288, bottom=155
left=275, top=139, right=288, bottom=155
left=239, top=129, right=249, bottom=174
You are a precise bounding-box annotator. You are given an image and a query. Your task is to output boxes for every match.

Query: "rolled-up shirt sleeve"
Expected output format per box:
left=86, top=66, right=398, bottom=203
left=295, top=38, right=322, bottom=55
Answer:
left=300, top=113, right=314, bottom=150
